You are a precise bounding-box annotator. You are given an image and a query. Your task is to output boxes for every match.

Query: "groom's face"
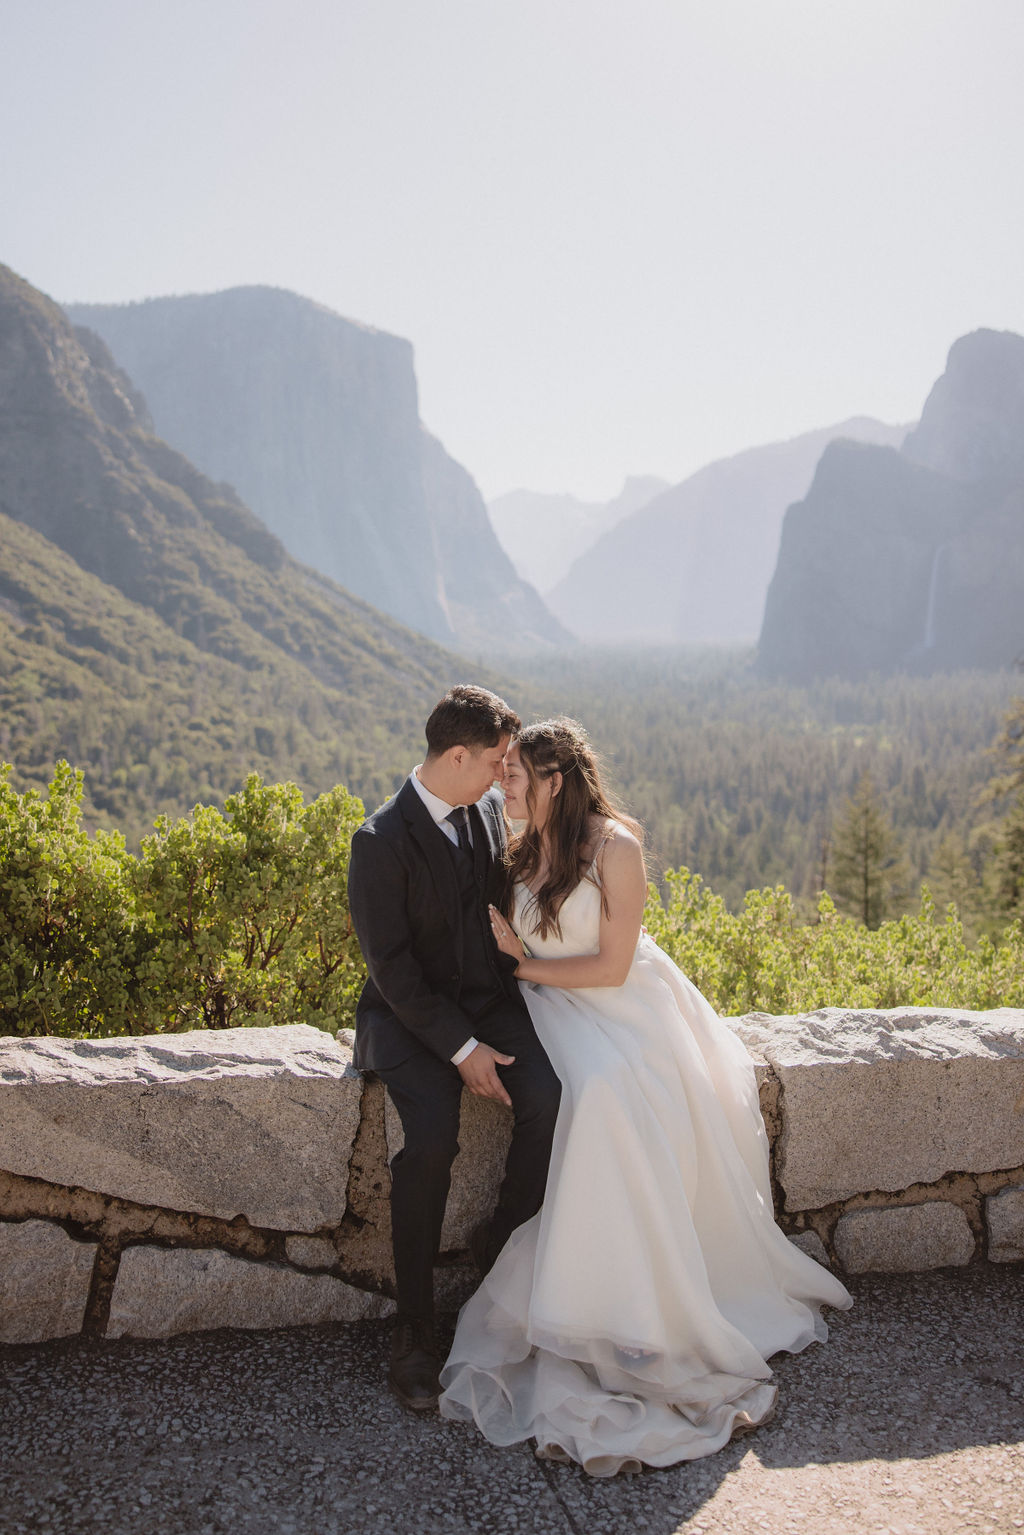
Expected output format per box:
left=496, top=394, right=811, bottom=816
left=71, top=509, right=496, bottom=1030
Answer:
left=457, top=734, right=511, bottom=803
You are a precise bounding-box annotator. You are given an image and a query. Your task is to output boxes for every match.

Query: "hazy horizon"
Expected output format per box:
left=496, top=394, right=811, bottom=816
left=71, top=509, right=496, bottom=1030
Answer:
left=2, top=0, right=1023, bottom=501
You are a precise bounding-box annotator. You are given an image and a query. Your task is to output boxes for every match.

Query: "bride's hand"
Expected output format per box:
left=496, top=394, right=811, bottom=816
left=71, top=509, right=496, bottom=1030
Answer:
left=488, top=904, right=525, bottom=966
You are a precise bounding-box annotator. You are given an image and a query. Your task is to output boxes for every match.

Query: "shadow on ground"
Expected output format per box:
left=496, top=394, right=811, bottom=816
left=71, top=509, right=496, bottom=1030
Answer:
left=2, top=1266, right=1023, bottom=1535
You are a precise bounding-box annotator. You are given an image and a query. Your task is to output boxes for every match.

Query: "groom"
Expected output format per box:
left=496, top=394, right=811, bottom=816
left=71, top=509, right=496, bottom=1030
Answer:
left=347, top=684, right=561, bottom=1411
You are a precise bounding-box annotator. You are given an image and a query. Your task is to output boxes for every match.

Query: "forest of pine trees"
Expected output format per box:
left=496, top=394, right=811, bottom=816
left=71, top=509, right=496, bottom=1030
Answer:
left=514, top=649, right=1022, bottom=922
left=3, top=653, right=1024, bottom=1038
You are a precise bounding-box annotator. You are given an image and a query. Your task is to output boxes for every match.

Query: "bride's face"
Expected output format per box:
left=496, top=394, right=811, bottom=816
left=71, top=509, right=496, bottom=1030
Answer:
left=501, top=742, right=530, bottom=820
left=502, top=742, right=559, bottom=828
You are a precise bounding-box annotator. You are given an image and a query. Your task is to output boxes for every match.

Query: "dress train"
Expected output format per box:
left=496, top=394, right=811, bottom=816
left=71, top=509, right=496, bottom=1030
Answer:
left=439, top=878, right=851, bottom=1474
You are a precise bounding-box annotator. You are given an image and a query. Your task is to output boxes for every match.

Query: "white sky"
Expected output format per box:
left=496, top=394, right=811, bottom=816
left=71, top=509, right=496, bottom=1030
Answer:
left=2, top=0, right=1023, bottom=500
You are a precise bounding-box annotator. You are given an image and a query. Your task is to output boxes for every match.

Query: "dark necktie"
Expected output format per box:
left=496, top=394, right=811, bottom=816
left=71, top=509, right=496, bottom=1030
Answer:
left=446, top=805, right=470, bottom=853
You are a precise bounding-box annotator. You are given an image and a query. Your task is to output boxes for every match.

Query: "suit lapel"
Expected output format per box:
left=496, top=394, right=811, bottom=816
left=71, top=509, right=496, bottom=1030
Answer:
left=467, top=799, right=494, bottom=875
left=398, top=777, right=464, bottom=964
left=472, top=790, right=506, bottom=868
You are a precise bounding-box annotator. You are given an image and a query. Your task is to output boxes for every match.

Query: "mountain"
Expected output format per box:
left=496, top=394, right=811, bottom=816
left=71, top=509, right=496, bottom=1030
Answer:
left=65, top=286, right=567, bottom=654
left=0, top=262, right=507, bottom=838
left=546, top=419, right=907, bottom=645
left=487, top=476, right=669, bottom=592
left=758, top=330, right=1024, bottom=680
left=902, top=329, right=1024, bottom=482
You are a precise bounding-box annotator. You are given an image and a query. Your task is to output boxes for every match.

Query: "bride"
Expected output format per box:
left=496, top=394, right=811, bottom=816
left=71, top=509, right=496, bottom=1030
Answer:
left=438, top=718, right=852, bottom=1476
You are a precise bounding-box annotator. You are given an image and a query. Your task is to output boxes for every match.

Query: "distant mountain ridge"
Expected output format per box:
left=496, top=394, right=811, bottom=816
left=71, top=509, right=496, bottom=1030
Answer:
left=0, top=262, right=499, bottom=835
left=902, top=329, right=1024, bottom=482
left=488, top=476, right=670, bottom=592
left=66, top=286, right=567, bottom=654
left=758, top=329, right=1024, bottom=679
left=545, top=418, right=907, bottom=645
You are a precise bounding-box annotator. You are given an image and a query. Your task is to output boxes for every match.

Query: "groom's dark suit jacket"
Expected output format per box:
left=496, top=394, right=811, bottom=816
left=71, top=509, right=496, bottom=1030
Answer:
left=348, top=778, right=521, bottom=1073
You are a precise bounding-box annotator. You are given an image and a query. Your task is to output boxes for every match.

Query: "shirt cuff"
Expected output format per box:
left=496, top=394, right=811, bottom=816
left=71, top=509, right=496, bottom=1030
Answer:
left=451, top=1037, right=479, bottom=1066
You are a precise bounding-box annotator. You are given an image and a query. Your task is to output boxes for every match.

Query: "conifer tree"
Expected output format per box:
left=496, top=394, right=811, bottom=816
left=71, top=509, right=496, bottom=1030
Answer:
left=987, top=696, right=1024, bottom=917
left=830, top=771, right=907, bottom=928
left=925, top=831, right=985, bottom=941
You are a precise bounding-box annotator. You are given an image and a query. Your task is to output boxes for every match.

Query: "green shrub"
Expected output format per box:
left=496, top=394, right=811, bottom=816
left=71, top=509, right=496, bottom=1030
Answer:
left=0, top=762, right=138, bottom=1035
left=643, top=868, right=1024, bottom=1015
left=2, top=762, right=1022, bottom=1039
left=132, top=774, right=366, bottom=1034
left=0, top=764, right=366, bottom=1037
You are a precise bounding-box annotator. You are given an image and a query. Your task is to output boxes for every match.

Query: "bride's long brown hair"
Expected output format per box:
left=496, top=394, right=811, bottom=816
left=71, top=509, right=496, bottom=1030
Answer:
left=503, top=718, right=644, bottom=939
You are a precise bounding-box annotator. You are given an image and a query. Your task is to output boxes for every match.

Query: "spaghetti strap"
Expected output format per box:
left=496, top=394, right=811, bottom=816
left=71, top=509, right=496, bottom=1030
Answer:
left=585, top=822, right=616, bottom=880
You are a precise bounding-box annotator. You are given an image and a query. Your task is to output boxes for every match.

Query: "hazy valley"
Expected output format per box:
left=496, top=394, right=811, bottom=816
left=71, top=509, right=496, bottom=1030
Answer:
left=0, top=260, right=1022, bottom=922
left=538, top=418, right=906, bottom=645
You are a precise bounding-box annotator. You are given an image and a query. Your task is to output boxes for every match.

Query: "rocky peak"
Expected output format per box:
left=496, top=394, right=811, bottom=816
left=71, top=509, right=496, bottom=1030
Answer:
left=66, top=285, right=567, bottom=652
left=757, top=328, right=1024, bottom=680
left=902, top=328, right=1024, bottom=482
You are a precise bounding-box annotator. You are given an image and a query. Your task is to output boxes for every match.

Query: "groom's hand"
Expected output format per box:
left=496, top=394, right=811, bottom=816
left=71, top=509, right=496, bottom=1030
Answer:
left=457, top=1043, right=515, bottom=1107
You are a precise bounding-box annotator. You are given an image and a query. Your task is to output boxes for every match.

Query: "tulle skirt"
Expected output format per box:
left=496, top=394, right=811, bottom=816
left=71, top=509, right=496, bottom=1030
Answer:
left=439, top=935, right=851, bottom=1475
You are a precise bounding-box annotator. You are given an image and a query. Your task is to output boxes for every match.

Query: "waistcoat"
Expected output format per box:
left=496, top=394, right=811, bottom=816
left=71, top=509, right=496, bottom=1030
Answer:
left=445, top=831, right=507, bottom=1018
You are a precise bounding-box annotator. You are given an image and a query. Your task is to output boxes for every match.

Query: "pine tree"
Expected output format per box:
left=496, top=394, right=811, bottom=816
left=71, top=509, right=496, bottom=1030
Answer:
left=988, top=696, right=1024, bottom=917
left=926, top=831, right=986, bottom=941
left=830, top=772, right=907, bottom=928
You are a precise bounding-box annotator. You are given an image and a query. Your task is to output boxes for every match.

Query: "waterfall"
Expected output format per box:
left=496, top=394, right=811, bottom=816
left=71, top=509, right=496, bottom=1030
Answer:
left=922, top=542, right=951, bottom=650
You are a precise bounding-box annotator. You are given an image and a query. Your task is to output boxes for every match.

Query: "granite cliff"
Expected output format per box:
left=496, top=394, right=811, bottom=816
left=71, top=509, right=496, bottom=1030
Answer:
left=902, top=328, right=1024, bottom=482
left=758, top=330, right=1024, bottom=679
left=0, top=263, right=491, bottom=832
left=545, top=420, right=906, bottom=645
left=66, top=287, right=566, bottom=653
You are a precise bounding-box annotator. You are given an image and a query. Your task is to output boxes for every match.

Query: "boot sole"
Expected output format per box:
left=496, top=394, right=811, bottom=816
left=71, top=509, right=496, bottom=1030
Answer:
left=388, top=1374, right=439, bottom=1412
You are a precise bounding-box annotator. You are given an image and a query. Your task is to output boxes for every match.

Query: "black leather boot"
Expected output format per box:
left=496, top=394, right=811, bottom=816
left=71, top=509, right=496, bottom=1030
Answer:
left=388, top=1315, right=440, bottom=1411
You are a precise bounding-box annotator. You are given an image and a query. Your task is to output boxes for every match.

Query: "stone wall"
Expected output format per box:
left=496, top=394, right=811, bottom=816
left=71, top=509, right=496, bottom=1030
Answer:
left=2, top=1011, right=1023, bottom=1346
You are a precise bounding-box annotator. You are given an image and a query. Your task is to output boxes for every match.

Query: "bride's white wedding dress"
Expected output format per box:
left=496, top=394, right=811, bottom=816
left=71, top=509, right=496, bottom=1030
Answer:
left=438, top=868, right=852, bottom=1476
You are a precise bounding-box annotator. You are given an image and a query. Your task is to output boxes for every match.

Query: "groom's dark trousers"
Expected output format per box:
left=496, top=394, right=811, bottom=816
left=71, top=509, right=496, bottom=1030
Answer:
left=348, top=778, right=561, bottom=1320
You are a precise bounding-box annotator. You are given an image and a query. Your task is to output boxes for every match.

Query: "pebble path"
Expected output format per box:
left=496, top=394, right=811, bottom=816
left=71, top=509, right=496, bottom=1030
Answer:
left=2, top=1265, right=1023, bottom=1534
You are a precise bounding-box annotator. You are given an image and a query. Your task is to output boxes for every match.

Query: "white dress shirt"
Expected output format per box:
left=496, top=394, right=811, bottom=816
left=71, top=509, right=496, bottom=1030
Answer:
left=410, top=768, right=478, bottom=1065
left=410, top=766, right=474, bottom=848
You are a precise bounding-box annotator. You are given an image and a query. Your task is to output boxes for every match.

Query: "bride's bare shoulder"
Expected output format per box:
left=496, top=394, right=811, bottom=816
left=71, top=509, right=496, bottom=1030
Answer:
left=585, top=816, right=642, bottom=865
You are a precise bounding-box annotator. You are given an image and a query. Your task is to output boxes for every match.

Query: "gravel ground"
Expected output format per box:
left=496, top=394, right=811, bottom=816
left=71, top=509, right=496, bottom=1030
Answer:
left=2, top=1265, right=1023, bottom=1535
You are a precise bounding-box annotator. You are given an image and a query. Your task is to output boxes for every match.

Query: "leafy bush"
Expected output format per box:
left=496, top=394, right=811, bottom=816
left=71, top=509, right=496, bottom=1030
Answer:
left=0, top=762, right=138, bottom=1035
left=0, top=764, right=366, bottom=1037
left=133, top=774, right=366, bottom=1033
left=644, top=868, right=1024, bottom=1015
left=3, top=762, right=1023, bottom=1039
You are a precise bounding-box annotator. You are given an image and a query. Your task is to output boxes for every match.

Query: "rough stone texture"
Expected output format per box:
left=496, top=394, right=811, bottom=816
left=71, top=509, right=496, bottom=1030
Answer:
left=0, top=1219, right=97, bottom=1343
left=384, top=1089, right=513, bottom=1251
left=105, top=1244, right=394, bottom=1338
left=733, top=1007, right=1024, bottom=1210
left=284, top=1234, right=337, bottom=1270
left=0, top=1025, right=360, bottom=1233
left=0, top=1166, right=281, bottom=1264
left=834, top=1201, right=976, bottom=1274
left=726, top=1025, right=781, bottom=1143
left=4, top=1013, right=1023, bottom=1347
left=787, top=1229, right=830, bottom=1265
left=326, top=1075, right=396, bottom=1292
left=986, top=1183, right=1024, bottom=1262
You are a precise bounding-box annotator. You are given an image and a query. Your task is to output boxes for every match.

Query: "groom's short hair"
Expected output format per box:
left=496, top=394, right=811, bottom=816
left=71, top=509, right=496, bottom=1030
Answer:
left=424, top=685, right=520, bottom=759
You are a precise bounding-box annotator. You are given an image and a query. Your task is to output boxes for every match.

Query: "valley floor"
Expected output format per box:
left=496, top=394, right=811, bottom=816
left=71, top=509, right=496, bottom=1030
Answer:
left=2, top=1265, right=1022, bottom=1535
